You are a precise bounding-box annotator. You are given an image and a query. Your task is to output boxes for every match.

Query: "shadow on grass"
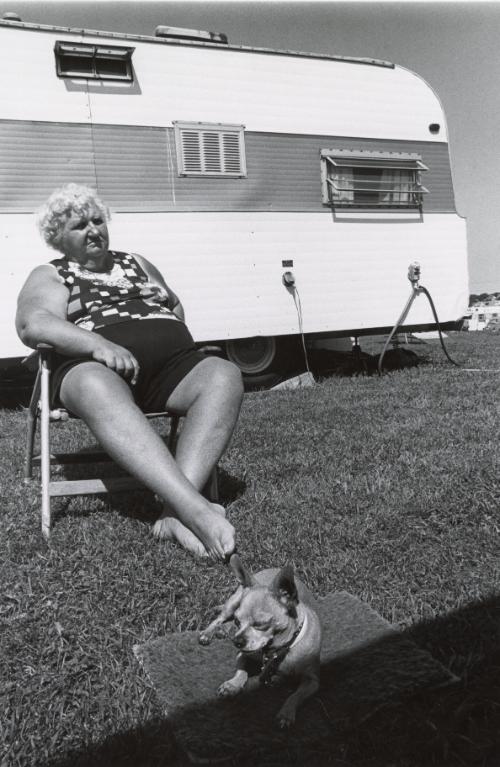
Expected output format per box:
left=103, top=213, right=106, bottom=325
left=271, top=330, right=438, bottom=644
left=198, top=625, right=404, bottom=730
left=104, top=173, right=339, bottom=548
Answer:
left=0, top=363, right=35, bottom=409
left=45, top=594, right=500, bottom=767
left=308, top=345, right=424, bottom=378
left=0, top=345, right=425, bottom=409
left=49, top=464, right=246, bottom=528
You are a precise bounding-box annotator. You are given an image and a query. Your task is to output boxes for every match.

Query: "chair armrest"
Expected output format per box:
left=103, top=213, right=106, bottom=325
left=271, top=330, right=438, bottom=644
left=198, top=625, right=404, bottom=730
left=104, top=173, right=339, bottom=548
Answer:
left=36, top=343, right=56, bottom=366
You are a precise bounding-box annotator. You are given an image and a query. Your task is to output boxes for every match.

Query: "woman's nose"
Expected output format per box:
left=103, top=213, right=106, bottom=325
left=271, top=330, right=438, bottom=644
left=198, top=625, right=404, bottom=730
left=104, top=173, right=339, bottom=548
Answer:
left=87, top=220, right=99, bottom=234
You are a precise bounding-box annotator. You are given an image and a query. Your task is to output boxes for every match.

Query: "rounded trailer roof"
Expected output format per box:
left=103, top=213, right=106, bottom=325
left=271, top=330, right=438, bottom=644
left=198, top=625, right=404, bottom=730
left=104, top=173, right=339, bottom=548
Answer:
left=0, top=16, right=395, bottom=68
left=0, top=17, right=447, bottom=142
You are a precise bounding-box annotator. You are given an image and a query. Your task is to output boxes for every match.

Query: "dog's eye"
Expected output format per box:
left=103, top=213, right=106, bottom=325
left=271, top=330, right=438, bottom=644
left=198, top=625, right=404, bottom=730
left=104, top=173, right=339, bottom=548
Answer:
left=255, top=621, right=271, bottom=631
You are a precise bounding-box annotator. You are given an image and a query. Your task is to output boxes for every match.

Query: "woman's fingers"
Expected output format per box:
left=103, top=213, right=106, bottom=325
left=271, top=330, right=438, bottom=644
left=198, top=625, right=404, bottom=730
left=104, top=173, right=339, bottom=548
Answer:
left=129, top=356, right=140, bottom=385
left=113, top=350, right=140, bottom=384
left=93, top=341, right=140, bottom=384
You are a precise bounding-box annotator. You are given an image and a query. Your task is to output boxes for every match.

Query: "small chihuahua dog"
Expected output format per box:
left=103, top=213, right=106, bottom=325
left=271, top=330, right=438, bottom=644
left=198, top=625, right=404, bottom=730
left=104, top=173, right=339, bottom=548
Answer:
left=199, top=555, right=322, bottom=728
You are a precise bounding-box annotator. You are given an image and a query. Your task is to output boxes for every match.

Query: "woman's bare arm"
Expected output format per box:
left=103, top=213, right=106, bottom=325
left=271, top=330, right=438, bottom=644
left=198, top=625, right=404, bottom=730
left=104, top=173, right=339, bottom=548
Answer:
left=135, top=254, right=185, bottom=321
left=16, top=265, right=140, bottom=383
left=17, top=265, right=90, bottom=352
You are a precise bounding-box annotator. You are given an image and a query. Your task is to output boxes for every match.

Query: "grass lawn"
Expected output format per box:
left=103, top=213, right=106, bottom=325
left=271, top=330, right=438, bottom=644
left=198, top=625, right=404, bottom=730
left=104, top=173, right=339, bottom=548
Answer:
left=1, top=332, right=499, bottom=767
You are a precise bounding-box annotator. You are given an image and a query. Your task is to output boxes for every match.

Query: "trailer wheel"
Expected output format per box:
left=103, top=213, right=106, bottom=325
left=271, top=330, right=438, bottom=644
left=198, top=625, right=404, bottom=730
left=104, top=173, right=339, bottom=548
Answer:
left=224, top=336, right=303, bottom=389
left=225, top=336, right=277, bottom=375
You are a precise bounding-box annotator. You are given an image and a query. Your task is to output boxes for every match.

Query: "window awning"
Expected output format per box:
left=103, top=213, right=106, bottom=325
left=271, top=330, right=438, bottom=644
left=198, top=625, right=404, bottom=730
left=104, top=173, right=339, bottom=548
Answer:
left=321, top=149, right=428, bottom=172
left=320, top=148, right=429, bottom=208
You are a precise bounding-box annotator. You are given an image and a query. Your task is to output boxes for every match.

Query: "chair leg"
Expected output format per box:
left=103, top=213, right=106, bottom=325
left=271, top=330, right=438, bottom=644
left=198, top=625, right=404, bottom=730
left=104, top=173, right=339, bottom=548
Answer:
left=24, top=371, right=41, bottom=481
left=39, top=359, right=51, bottom=540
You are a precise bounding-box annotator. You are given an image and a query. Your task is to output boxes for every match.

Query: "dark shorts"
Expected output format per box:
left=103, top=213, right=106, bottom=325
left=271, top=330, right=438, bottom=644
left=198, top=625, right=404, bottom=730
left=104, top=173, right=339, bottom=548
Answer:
left=51, top=318, right=206, bottom=412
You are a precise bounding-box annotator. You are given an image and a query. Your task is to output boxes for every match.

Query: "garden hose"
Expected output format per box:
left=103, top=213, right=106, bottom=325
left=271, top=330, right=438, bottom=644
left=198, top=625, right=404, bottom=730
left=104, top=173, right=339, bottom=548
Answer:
left=378, top=263, right=460, bottom=374
left=419, top=285, right=461, bottom=367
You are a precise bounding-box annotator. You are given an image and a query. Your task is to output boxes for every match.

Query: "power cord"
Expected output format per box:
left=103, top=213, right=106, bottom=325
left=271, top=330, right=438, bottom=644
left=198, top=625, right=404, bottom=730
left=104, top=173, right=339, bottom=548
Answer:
left=282, top=271, right=312, bottom=376
left=292, top=287, right=312, bottom=376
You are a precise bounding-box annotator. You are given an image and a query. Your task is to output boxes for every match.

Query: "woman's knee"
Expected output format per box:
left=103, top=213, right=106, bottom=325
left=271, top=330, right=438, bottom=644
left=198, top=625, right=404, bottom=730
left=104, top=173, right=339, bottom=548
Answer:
left=60, top=363, right=129, bottom=414
left=189, top=357, right=243, bottom=405
left=208, top=357, right=244, bottom=401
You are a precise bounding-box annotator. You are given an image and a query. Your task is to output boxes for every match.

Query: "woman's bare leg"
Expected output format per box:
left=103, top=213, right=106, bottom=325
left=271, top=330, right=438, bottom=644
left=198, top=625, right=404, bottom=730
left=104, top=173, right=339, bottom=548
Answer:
left=167, top=357, right=244, bottom=490
left=59, top=361, right=237, bottom=560
left=153, top=357, right=244, bottom=553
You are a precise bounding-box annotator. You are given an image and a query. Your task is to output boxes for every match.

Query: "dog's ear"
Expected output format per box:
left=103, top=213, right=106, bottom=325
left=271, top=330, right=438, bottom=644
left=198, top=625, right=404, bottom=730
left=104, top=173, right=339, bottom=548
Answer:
left=271, top=565, right=299, bottom=607
left=229, top=554, right=255, bottom=587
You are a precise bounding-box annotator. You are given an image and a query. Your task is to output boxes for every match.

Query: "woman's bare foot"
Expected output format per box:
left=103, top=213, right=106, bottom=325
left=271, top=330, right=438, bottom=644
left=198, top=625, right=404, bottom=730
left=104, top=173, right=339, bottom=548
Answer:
left=153, top=503, right=229, bottom=559
left=193, top=504, right=235, bottom=561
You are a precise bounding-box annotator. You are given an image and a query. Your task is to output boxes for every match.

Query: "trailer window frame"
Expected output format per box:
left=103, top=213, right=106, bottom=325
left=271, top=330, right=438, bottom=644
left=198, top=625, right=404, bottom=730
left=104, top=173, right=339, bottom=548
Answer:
left=174, top=121, right=247, bottom=178
left=54, top=41, right=135, bottom=81
left=320, top=149, right=428, bottom=211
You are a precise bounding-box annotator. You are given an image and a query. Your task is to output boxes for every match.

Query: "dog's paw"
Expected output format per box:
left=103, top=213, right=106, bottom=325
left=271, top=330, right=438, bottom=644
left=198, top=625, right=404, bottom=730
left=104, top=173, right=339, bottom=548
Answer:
left=277, top=702, right=296, bottom=729
left=198, top=632, right=212, bottom=646
left=217, top=679, right=244, bottom=697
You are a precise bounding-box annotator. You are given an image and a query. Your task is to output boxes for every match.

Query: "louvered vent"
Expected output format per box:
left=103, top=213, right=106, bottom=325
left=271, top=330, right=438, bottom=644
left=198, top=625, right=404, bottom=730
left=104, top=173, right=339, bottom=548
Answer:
left=174, top=122, right=246, bottom=177
left=181, top=131, right=203, bottom=173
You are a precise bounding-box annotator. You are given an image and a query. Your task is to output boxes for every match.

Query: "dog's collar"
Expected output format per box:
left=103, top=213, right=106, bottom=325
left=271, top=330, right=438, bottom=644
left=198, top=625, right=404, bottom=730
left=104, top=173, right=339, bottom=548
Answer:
left=259, top=618, right=305, bottom=687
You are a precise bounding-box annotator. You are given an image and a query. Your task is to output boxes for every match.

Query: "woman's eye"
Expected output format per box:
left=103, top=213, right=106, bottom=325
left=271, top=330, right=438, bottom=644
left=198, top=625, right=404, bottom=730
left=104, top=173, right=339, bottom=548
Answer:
left=234, top=618, right=240, bottom=628
left=92, top=217, right=103, bottom=226
left=74, top=221, right=86, bottom=230
left=256, top=623, right=270, bottom=631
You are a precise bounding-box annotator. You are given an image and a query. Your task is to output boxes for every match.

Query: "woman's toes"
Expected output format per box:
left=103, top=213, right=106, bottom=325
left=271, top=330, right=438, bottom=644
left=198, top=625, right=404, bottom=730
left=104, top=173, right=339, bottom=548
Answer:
left=153, top=516, right=208, bottom=558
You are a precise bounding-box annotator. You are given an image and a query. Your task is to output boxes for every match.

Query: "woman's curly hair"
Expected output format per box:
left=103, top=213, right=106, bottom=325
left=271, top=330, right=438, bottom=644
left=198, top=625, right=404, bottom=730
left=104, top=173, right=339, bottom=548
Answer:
left=36, top=183, right=109, bottom=251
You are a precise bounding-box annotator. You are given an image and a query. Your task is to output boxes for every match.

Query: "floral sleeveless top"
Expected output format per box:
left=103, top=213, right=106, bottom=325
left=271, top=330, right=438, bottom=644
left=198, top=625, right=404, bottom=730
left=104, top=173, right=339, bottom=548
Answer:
left=50, top=251, right=180, bottom=332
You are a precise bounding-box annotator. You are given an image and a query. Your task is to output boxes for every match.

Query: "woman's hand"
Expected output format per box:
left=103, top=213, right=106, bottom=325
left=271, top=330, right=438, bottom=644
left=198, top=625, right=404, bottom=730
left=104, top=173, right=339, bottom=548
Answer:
left=91, top=337, right=140, bottom=385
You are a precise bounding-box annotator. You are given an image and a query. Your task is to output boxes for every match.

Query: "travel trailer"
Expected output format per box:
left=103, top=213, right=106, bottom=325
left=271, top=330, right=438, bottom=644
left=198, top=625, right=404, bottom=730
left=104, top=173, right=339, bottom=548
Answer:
left=0, top=14, right=469, bottom=383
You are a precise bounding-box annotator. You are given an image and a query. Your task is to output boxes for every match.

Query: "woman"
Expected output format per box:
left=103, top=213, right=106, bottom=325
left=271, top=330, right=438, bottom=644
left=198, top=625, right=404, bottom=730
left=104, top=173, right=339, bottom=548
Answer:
left=16, top=184, right=243, bottom=561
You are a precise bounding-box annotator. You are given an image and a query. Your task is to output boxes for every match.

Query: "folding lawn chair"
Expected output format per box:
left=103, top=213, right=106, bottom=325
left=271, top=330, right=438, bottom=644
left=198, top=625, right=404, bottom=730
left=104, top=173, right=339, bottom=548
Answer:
left=24, top=344, right=218, bottom=540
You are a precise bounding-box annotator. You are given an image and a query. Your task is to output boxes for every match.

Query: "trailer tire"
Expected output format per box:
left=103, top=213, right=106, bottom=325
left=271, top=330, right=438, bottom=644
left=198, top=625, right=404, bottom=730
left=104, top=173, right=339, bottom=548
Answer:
left=225, top=336, right=277, bottom=375
left=224, top=336, right=303, bottom=389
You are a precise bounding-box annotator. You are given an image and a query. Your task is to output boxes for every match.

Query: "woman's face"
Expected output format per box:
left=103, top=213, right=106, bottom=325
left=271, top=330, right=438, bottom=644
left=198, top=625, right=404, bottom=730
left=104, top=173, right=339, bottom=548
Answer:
left=59, top=205, right=110, bottom=269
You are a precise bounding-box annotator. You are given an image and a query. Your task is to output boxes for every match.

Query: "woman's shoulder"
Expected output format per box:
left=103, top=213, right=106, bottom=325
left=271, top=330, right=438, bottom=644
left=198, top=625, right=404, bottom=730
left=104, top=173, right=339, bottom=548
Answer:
left=117, top=250, right=145, bottom=265
left=48, top=255, right=71, bottom=273
left=127, top=252, right=162, bottom=280
left=34, top=262, right=62, bottom=278
left=113, top=254, right=142, bottom=261
left=21, top=263, right=66, bottom=292
left=112, top=250, right=146, bottom=270
left=118, top=251, right=157, bottom=281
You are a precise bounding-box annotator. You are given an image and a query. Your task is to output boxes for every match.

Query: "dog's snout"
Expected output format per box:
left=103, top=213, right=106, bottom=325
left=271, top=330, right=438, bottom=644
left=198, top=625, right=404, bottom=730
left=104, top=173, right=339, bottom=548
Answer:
left=233, top=634, right=246, bottom=650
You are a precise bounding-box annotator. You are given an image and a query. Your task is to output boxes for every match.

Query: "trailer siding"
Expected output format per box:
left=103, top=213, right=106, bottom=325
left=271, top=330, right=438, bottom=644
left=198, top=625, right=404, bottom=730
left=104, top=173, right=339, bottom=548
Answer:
left=0, top=120, right=454, bottom=213
left=174, top=133, right=455, bottom=213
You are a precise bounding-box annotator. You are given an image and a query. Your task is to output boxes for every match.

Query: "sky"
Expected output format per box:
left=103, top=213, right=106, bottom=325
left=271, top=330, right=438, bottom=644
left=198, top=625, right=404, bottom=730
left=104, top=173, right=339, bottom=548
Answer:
left=2, top=0, right=499, bottom=292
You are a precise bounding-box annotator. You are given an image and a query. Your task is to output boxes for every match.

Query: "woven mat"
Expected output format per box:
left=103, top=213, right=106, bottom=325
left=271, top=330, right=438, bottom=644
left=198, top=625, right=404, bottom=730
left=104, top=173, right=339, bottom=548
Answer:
left=134, top=591, right=457, bottom=763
